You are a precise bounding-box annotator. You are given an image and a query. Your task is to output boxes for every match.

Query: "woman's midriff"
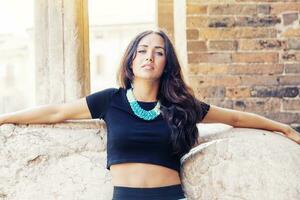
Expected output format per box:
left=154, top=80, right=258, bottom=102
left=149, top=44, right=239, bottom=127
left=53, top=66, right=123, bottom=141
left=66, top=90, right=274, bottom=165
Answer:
left=110, top=162, right=181, bottom=188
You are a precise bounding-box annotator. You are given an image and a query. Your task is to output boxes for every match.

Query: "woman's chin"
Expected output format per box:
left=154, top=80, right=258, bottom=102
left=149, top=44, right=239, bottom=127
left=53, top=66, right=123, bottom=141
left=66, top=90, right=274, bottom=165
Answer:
left=134, top=75, right=161, bottom=82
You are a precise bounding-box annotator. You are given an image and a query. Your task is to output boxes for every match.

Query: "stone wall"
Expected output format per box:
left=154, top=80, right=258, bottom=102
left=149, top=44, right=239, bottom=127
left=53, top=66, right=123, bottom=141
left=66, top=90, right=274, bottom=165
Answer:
left=184, top=0, right=300, bottom=130
left=1, top=122, right=299, bottom=200
left=0, top=121, right=111, bottom=199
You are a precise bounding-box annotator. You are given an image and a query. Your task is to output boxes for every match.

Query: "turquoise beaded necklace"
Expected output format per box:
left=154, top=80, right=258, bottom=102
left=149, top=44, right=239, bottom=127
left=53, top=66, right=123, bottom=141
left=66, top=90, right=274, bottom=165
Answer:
left=126, top=88, right=161, bottom=120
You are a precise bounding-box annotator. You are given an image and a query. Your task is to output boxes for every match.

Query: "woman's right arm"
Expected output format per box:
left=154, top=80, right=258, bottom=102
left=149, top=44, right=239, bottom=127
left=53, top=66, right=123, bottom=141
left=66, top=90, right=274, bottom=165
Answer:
left=0, top=98, right=92, bottom=125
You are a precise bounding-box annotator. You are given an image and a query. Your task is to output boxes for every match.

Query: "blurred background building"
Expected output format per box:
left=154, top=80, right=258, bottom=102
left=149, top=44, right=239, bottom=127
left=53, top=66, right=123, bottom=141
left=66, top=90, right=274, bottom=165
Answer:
left=0, top=0, right=155, bottom=114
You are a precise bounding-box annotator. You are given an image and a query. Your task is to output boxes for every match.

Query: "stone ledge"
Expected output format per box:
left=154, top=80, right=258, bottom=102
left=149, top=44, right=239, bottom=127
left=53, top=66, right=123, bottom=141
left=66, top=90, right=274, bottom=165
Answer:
left=182, top=123, right=300, bottom=200
left=0, top=122, right=299, bottom=200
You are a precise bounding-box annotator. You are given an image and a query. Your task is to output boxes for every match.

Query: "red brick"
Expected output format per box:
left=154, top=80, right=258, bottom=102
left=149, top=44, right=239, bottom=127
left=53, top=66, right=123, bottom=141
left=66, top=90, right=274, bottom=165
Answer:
left=232, top=52, right=278, bottom=63
left=257, top=4, right=271, bottom=14
left=188, top=53, right=231, bottom=64
left=209, top=40, right=238, bottom=51
left=194, top=86, right=226, bottom=99
left=198, top=28, right=276, bottom=40
left=237, top=28, right=277, bottom=39
left=187, top=4, right=207, bottom=15
left=287, top=39, right=300, bottom=50
left=284, top=64, right=300, bottom=73
left=271, top=3, right=300, bottom=15
left=283, top=99, right=300, bottom=111
left=265, top=112, right=300, bottom=124
left=198, top=28, right=235, bottom=40
left=187, top=16, right=208, bottom=28
left=235, top=16, right=281, bottom=27
left=239, top=39, right=287, bottom=51
left=188, top=53, right=199, bottom=63
left=187, top=41, right=207, bottom=52
left=238, top=0, right=289, bottom=2
left=240, top=75, right=279, bottom=86
left=283, top=13, right=298, bottom=26
left=233, top=98, right=281, bottom=113
left=278, top=75, right=300, bottom=85
left=188, top=64, right=228, bottom=75
left=186, top=29, right=199, bottom=40
left=250, top=86, right=299, bottom=98
left=189, top=75, right=241, bottom=87
left=229, top=64, right=284, bottom=75
left=208, top=17, right=235, bottom=28
left=281, top=51, right=300, bottom=62
left=226, top=87, right=251, bottom=98
left=281, top=28, right=300, bottom=37
left=208, top=4, right=256, bottom=15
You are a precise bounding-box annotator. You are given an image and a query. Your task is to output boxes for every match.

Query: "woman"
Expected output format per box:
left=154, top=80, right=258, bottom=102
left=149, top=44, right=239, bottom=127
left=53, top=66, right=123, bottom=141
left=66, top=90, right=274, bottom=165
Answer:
left=0, top=29, right=299, bottom=200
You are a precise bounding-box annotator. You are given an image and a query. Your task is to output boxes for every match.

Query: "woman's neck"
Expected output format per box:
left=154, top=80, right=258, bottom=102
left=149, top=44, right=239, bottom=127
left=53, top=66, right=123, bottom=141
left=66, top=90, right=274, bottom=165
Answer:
left=131, top=80, right=159, bottom=102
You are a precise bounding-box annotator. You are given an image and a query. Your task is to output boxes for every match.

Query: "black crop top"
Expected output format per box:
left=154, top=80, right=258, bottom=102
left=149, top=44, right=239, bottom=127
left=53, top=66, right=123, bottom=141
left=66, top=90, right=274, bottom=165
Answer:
left=85, top=87, right=210, bottom=173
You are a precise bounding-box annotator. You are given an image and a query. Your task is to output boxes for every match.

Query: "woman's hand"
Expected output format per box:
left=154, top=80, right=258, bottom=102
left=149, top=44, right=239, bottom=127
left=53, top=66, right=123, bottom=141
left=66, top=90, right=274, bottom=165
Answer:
left=281, top=125, right=300, bottom=145
left=0, top=117, right=5, bottom=126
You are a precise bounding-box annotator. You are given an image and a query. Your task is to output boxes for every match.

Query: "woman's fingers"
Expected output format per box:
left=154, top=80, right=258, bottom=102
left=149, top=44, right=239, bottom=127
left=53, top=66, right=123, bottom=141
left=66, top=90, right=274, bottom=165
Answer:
left=285, top=128, right=300, bottom=145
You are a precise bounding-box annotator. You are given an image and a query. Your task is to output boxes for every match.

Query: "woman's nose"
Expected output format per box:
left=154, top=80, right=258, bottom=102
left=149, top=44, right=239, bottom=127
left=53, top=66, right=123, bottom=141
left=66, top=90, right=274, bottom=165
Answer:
left=145, top=50, right=154, bottom=62
left=146, top=57, right=153, bottom=62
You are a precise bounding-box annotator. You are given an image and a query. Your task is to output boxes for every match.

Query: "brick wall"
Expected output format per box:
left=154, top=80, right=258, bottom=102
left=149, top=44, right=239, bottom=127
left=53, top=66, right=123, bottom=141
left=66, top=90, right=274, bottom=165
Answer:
left=186, top=0, right=300, bottom=130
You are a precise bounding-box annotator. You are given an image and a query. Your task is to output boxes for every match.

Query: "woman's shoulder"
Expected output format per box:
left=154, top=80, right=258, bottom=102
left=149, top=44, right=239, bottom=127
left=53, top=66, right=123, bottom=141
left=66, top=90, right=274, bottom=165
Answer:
left=86, top=87, right=124, bottom=101
left=92, top=87, right=122, bottom=94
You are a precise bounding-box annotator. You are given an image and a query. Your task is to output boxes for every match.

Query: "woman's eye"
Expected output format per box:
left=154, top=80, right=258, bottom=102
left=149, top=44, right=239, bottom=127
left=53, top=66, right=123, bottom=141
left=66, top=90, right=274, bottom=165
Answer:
left=156, top=52, right=164, bottom=56
left=137, top=50, right=146, bottom=53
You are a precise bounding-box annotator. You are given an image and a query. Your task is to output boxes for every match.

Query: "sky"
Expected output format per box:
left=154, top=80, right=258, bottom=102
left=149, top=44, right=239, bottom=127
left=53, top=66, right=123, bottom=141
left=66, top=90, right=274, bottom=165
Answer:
left=0, top=0, right=155, bottom=34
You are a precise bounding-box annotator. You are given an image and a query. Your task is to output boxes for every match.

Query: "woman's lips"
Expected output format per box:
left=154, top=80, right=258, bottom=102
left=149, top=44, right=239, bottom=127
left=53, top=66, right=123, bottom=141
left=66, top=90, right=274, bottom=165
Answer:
left=142, top=64, right=154, bottom=70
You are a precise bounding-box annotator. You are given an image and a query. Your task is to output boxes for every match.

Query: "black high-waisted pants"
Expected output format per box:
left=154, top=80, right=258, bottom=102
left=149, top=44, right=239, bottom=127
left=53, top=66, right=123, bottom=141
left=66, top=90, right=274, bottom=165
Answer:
left=112, top=184, right=187, bottom=200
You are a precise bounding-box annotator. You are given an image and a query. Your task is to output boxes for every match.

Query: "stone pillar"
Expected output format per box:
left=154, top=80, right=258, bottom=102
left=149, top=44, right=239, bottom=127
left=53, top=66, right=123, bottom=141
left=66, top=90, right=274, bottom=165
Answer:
left=156, top=0, right=190, bottom=82
left=174, top=0, right=188, bottom=83
left=34, top=0, right=90, bottom=104
left=156, top=0, right=174, bottom=42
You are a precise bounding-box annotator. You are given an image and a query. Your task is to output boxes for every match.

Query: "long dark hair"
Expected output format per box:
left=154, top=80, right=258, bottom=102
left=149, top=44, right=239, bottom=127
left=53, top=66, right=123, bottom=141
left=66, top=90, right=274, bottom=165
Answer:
left=117, top=29, right=208, bottom=158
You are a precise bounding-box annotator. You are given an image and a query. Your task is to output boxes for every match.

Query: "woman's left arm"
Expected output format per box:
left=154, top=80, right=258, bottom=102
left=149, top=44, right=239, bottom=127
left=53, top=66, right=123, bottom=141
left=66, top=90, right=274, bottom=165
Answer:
left=201, top=105, right=300, bottom=144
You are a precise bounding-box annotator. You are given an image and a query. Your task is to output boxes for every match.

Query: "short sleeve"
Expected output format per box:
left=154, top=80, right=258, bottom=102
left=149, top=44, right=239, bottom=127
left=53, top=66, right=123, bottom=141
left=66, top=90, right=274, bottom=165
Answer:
left=195, top=99, right=210, bottom=122
left=85, top=88, right=118, bottom=119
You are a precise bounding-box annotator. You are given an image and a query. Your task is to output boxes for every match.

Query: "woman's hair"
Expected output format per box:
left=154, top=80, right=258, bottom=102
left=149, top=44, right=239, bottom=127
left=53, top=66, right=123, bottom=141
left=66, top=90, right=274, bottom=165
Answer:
left=117, top=29, right=208, bottom=158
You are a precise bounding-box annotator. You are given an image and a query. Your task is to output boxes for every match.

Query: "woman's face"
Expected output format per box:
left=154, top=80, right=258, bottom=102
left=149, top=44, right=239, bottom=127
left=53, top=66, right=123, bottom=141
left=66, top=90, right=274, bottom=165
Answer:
left=131, top=33, right=166, bottom=82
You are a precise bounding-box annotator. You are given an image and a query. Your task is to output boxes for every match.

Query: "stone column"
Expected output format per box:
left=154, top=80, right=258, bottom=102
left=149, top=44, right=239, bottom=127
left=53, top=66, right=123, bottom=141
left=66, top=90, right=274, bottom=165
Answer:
left=156, top=0, right=189, bottom=83
left=34, top=0, right=90, bottom=104
left=174, top=0, right=188, bottom=83
left=156, top=0, right=174, bottom=42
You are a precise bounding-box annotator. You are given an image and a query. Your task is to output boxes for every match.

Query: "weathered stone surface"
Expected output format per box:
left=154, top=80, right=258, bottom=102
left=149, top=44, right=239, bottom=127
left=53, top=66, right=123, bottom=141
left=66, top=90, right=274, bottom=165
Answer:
left=284, top=63, right=300, bottom=73
left=283, top=13, right=298, bottom=26
left=181, top=123, right=300, bottom=200
left=250, top=86, right=299, bottom=97
left=288, top=39, right=300, bottom=50
left=235, top=16, right=281, bottom=27
left=0, top=122, right=112, bottom=200
left=1, top=123, right=300, bottom=199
